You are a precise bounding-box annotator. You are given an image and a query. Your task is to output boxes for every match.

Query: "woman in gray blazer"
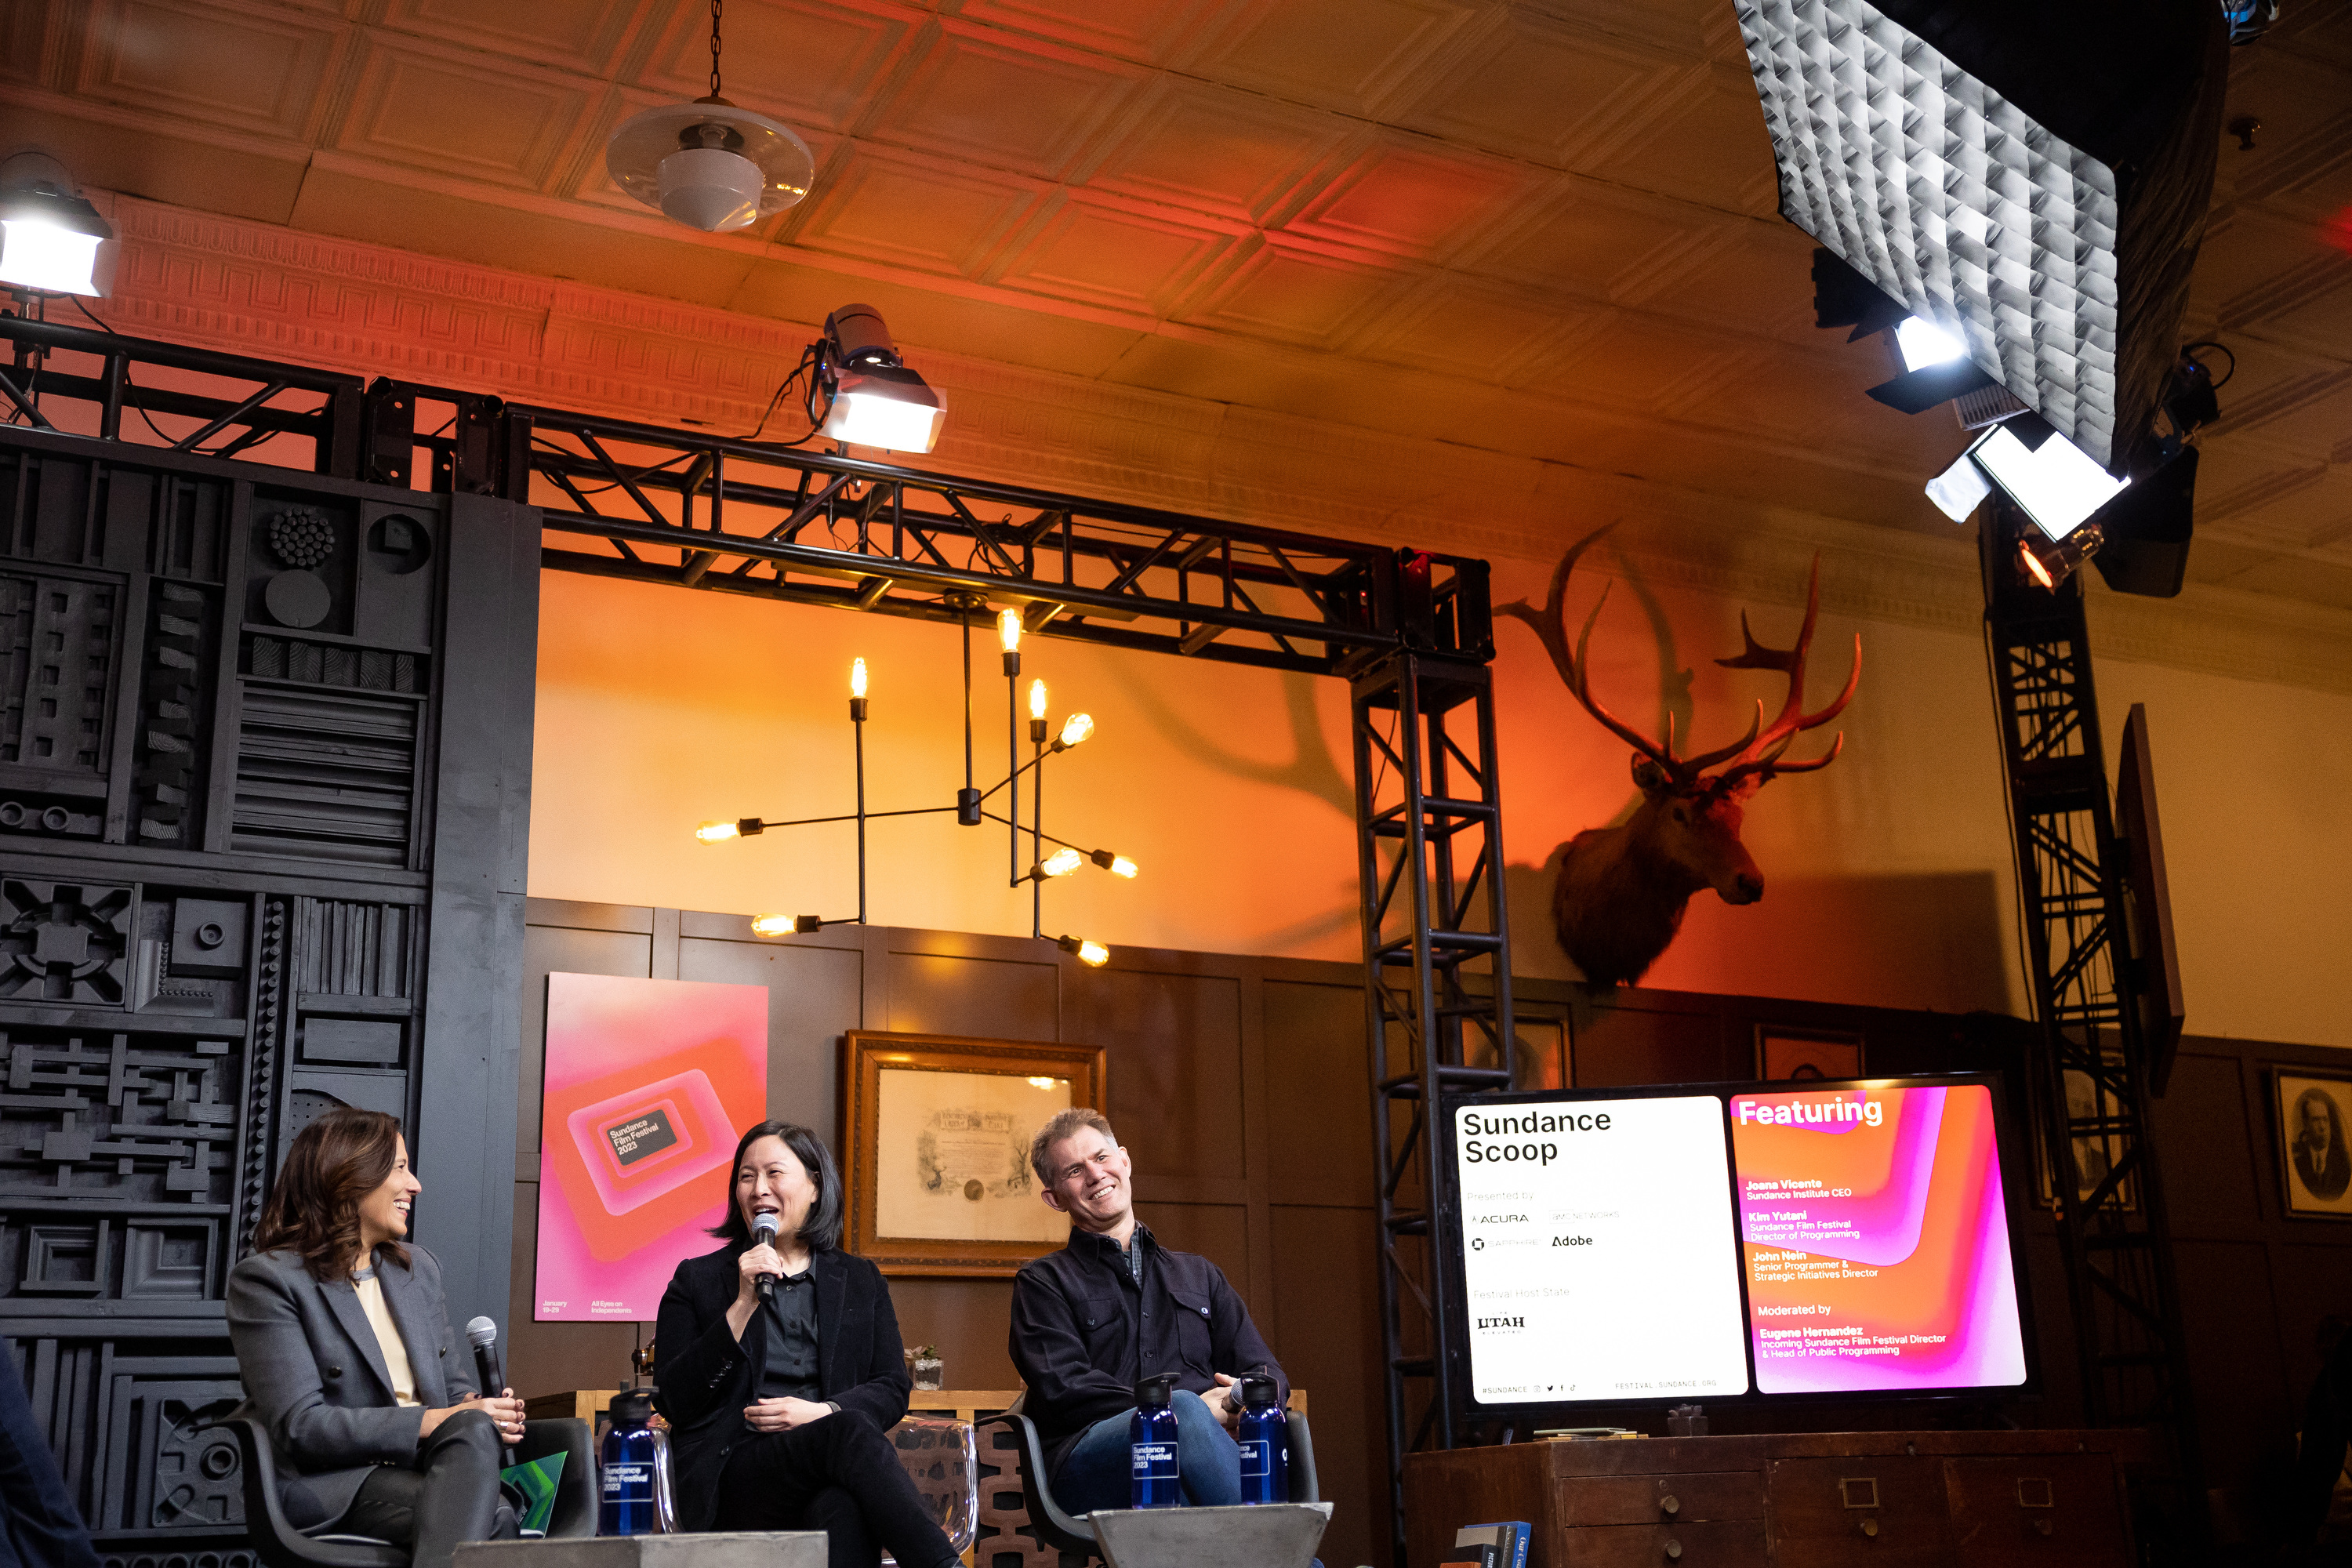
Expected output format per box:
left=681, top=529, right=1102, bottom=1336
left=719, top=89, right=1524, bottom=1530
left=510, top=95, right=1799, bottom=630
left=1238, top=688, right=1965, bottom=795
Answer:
left=227, top=1109, right=527, bottom=1568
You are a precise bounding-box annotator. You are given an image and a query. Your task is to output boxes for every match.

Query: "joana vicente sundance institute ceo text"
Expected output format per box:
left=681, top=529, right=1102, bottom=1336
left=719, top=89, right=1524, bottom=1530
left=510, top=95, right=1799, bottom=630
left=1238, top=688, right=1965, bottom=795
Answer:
left=226, top=1110, right=528, bottom=1568
left=652, top=1120, right=960, bottom=1568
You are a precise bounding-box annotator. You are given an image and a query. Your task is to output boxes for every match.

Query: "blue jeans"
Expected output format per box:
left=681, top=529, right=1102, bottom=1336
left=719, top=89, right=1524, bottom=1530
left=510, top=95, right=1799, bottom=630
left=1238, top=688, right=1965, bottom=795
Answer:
left=1051, top=1390, right=1241, bottom=1514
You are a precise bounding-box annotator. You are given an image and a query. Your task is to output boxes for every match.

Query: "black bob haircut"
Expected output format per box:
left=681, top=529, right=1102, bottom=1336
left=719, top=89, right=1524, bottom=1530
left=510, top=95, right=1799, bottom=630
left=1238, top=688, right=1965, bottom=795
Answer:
left=706, top=1121, right=844, bottom=1254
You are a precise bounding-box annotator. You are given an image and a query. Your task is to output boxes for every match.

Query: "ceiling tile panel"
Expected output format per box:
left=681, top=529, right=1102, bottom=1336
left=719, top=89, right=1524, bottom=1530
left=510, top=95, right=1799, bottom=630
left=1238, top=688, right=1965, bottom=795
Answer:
left=2216, top=53, right=2352, bottom=225
left=950, top=0, right=1221, bottom=66
left=78, top=0, right=344, bottom=140
left=379, top=0, right=652, bottom=78
left=1399, top=9, right=1686, bottom=169
left=1177, top=238, right=1420, bottom=352
left=1357, top=274, right=1596, bottom=383
left=788, top=143, right=1044, bottom=277
left=991, top=194, right=1238, bottom=314
left=1514, top=312, right=1744, bottom=410
left=868, top=21, right=1147, bottom=181
left=637, top=0, right=916, bottom=136
left=1631, top=217, right=1817, bottom=343
left=1281, top=135, right=1549, bottom=266
left=1187, top=0, right=1477, bottom=117
left=1, top=2, right=53, bottom=85
left=1077, top=78, right=1356, bottom=226
left=335, top=37, right=599, bottom=190
left=1457, top=179, right=1704, bottom=301
left=1581, top=64, right=1779, bottom=217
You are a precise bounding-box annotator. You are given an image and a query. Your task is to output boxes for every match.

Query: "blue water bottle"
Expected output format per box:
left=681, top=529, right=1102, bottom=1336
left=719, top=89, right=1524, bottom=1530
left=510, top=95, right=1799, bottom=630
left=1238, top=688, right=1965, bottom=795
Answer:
left=599, top=1388, right=674, bottom=1534
left=1235, top=1371, right=1288, bottom=1505
left=1129, top=1374, right=1181, bottom=1508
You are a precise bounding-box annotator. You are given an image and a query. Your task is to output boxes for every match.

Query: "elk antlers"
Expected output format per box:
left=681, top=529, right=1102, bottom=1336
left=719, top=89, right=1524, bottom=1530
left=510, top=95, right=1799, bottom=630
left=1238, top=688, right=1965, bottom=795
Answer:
left=1497, top=525, right=1860, bottom=797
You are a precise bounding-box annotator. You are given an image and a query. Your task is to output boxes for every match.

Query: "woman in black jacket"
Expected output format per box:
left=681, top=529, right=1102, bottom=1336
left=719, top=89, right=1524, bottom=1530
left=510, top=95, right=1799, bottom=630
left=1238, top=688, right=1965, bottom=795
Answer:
left=654, top=1121, right=959, bottom=1568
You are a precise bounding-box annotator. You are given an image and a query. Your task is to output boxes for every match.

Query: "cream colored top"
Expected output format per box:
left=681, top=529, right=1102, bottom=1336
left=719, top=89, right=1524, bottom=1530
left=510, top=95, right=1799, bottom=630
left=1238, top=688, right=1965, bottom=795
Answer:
left=351, top=1265, right=420, bottom=1407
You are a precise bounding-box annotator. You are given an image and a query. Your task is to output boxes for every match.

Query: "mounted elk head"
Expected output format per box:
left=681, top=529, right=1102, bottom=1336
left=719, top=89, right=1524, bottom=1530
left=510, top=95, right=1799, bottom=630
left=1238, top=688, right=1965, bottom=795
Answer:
left=1499, top=527, right=1860, bottom=987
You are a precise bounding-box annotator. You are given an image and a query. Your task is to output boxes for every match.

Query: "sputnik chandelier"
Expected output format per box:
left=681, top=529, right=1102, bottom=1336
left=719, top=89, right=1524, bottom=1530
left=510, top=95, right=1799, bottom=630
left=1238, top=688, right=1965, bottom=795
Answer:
left=695, top=602, right=1135, bottom=965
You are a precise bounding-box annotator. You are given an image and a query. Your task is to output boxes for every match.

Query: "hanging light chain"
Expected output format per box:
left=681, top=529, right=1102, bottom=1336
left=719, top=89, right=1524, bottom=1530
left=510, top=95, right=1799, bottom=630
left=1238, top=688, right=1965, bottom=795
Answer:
left=709, top=0, right=724, bottom=100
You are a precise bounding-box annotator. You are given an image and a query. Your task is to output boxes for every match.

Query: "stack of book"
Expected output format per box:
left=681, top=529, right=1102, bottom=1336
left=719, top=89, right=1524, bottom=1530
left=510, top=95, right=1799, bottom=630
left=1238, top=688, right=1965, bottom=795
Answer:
left=1440, top=1520, right=1529, bottom=1568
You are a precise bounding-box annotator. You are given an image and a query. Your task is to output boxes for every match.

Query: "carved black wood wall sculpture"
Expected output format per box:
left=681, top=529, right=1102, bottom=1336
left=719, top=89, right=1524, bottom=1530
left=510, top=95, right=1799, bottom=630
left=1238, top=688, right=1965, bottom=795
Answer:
left=0, top=419, right=539, bottom=1568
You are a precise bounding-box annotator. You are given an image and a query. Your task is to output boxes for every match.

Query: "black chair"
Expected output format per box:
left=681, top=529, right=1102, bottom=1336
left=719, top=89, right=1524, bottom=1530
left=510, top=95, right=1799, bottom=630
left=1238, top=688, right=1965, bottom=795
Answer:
left=229, top=1417, right=597, bottom=1568
left=980, top=1392, right=1319, bottom=1559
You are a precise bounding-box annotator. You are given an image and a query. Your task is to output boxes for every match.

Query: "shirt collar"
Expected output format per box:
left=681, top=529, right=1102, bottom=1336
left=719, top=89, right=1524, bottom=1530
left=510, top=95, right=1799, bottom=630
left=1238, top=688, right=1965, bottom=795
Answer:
left=1068, top=1222, right=1152, bottom=1261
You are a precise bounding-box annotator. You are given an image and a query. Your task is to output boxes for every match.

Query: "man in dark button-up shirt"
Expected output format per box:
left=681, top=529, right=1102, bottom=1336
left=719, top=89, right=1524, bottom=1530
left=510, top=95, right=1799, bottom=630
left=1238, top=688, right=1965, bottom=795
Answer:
left=1009, top=1107, right=1289, bottom=1513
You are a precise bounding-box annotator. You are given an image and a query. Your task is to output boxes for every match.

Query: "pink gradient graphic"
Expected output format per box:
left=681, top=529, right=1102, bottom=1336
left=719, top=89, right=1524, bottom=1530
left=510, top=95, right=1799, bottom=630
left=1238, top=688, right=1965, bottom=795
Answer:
left=1732, top=1083, right=2027, bottom=1394
left=534, top=974, right=768, bottom=1322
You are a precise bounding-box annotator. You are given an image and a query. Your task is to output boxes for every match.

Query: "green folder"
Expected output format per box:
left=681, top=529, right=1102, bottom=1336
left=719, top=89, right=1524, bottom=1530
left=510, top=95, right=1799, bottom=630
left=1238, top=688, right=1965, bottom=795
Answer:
left=499, top=1450, right=567, bottom=1536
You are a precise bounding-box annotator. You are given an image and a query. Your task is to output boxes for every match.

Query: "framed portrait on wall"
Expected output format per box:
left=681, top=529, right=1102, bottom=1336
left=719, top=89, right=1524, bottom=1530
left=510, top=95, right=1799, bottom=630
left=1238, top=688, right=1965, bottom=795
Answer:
left=2036, top=1053, right=2138, bottom=1214
left=2276, top=1068, right=2352, bottom=1220
left=839, top=1029, right=1107, bottom=1276
left=1755, top=1026, right=1864, bottom=1083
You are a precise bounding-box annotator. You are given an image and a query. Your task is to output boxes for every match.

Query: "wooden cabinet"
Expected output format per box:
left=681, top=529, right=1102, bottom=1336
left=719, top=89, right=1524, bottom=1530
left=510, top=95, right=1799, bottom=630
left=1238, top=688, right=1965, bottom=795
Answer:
left=1403, top=1431, right=2153, bottom=1568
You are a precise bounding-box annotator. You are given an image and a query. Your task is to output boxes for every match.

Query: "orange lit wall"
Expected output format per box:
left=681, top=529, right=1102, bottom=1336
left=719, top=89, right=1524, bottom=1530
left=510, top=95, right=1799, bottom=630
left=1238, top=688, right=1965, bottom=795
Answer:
left=531, top=544, right=2352, bottom=1050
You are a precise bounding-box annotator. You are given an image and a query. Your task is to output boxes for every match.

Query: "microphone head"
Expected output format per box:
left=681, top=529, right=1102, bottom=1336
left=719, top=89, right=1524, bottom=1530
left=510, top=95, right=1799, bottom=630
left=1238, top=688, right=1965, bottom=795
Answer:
left=465, top=1316, right=498, bottom=1348
left=752, top=1211, right=780, bottom=1243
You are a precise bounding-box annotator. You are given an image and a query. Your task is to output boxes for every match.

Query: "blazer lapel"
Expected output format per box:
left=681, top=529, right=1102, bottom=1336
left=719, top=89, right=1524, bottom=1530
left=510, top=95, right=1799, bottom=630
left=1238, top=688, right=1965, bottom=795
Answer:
left=814, top=1250, right=847, bottom=1394
left=320, top=1273, right=394, bottom=1401
left=381, top=1258, right=448, bottom=1405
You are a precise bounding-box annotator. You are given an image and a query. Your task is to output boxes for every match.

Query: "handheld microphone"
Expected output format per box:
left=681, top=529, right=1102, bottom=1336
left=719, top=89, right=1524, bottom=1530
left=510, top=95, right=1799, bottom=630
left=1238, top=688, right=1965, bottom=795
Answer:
left=752, top=1212, right=781, bottom=1302
left=464, top=1316, right=504, bottom=1399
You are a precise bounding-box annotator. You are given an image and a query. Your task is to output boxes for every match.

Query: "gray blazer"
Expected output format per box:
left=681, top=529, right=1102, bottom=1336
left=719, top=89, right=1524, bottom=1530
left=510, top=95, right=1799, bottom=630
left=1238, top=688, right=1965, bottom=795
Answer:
left=226, top=1243, right=479, bottom=1531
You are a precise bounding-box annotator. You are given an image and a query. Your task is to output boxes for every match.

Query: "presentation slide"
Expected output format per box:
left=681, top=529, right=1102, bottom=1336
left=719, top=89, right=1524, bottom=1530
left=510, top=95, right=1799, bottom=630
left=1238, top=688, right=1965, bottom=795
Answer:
left=1730, top=1083, right=2027, bottom=1394
left=1455, top=1095, right=1749, bottom=1405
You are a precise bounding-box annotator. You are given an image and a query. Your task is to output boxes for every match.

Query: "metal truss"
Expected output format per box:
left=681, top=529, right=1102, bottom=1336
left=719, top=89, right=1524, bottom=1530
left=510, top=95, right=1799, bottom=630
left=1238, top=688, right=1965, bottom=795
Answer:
left=1352, top=637, right=1515, bottom=1568
left=1979, top=510, right=2201, bottom=1526
left=3, top=311, right=1523, bottom=1565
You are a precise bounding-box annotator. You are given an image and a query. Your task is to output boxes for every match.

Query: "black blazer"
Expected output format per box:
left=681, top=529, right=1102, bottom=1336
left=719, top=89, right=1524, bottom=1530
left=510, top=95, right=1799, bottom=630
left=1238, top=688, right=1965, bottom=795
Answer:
left=653, top=1242, right=912, bottom=1532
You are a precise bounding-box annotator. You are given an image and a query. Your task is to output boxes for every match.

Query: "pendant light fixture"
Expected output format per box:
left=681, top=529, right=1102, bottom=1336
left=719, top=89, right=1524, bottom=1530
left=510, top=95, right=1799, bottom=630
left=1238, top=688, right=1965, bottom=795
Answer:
left=605, top=1, right=813, bottom=233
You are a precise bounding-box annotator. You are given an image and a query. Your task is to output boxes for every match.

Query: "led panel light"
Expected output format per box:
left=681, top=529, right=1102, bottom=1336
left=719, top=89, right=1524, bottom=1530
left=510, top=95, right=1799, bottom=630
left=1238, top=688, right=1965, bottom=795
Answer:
left=1973, top=425, right=2128, bottom=540
left=1734, top=0, right=2227, bottom=472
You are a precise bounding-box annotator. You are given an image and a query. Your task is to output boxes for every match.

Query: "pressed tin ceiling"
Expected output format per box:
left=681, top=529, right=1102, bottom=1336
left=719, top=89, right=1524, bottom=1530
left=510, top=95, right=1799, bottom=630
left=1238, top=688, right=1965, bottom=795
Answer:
left=0, top=0, right=2349, bottom=611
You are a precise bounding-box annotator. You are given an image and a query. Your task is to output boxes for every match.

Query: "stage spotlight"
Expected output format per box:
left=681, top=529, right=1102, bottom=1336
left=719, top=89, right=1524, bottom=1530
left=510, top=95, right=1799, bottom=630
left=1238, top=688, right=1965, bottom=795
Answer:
left=1737, top=0, right=2228, bottom=471
left=1895, top=319, right=1965, bottom=372
left=1040, top=847, right=1083, bottom=878
left=1054, top=713, right=1094, bottom=751
left=815, top=304, right=945, bottom=453
left=697, top=818, right=763, bottom=843
left=1057, top=935, right=1110, bottom=967
left=0, top=153, right=116, bottom=297
left=1091, top=850, right=1138, bottom=879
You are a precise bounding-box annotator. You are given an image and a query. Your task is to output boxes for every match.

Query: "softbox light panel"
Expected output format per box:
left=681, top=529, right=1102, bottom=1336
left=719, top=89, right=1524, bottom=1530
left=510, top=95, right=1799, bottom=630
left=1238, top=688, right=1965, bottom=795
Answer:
left=1733, top=0, right=2227, bottom=474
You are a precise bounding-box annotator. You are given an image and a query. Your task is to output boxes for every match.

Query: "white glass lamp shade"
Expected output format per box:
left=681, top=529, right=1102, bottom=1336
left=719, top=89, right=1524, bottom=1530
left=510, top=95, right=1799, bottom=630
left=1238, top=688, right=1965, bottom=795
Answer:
left=608, top=101, right=814, bottom=232
left=820, top=363, right=946, bottom=453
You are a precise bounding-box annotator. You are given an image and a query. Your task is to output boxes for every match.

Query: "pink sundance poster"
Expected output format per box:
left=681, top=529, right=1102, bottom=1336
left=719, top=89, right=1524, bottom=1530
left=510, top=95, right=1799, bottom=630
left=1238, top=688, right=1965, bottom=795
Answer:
left=535, top=972, right=768, bottom=1321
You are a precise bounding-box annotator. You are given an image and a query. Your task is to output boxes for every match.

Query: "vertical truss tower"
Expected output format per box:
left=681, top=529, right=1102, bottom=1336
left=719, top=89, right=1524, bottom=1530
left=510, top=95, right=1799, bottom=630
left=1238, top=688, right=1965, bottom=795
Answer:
left=1978, top=512, right=2201, bottom=1523
left=1345, top=557, right=1516, bottom=1566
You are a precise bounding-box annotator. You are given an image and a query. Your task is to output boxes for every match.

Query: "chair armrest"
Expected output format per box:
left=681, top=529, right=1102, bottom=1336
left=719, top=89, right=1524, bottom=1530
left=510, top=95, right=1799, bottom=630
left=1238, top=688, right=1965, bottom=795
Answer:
left=516, top=1418, right=597, bottom=1539
left=225, top=1419, right=408, bottom=1568
left=1284, top=1410, right=1319, bottom=1505
left=975, top=1410, right=1097, bottom=1548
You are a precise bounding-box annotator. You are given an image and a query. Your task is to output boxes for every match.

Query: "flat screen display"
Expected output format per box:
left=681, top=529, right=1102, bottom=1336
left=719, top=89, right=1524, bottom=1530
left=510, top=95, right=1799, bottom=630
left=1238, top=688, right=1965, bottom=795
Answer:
left=1730, top=1083, right=2027, bottom=1394
left=1455, top=1095, right=1750, bottom=1406
left=1441, top=1076, right=2031, bottom=1416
